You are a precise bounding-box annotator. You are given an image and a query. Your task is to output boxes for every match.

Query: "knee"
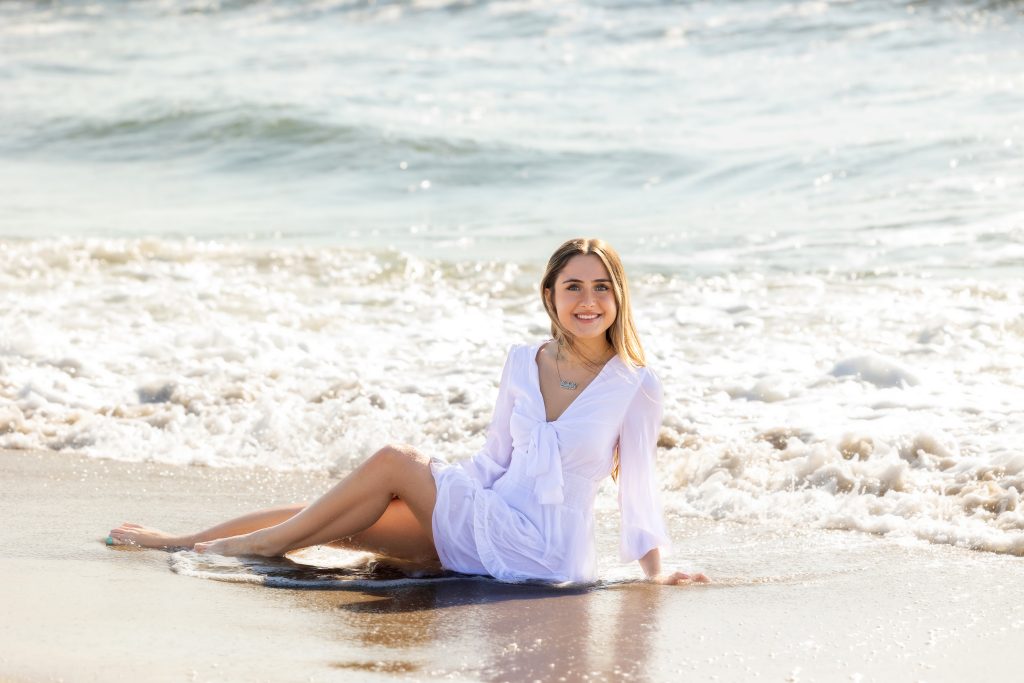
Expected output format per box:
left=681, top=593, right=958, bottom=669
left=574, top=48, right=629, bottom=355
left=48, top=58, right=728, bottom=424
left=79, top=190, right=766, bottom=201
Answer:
left=370, top=443, right=423, bottom=469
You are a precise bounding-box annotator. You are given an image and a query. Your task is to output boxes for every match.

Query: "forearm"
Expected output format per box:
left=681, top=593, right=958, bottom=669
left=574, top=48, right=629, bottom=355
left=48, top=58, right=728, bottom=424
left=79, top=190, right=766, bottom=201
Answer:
left=638, top=547, right=661, bottom=578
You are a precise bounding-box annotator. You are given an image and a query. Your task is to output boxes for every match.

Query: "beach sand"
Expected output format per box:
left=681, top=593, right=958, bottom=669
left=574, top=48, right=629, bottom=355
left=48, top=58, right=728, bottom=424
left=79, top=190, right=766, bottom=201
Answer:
left=2, top=448, right=1023, bottom=682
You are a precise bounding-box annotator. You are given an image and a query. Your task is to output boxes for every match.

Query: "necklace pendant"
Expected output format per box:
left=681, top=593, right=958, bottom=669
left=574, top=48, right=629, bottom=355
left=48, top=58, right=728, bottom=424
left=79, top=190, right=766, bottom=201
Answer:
left=559, top=379, right=578, bottom=391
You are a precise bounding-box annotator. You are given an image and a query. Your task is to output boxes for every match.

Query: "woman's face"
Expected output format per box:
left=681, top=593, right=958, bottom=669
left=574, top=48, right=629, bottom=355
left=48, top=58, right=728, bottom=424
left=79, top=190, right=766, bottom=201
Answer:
left=546, top=254, right=618, bottom=345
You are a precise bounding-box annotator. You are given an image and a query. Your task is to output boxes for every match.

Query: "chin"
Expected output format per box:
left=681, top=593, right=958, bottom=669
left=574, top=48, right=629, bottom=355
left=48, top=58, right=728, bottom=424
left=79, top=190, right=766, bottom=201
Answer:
left=577, top=329, right=610, bottom=340
left=565, top=324, right=612, bottom=341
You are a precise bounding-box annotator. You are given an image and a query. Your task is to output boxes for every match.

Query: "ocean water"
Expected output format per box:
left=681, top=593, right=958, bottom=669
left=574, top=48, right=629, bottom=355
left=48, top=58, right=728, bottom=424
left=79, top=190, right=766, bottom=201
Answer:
left=2, top=0, right=1023, bottom=558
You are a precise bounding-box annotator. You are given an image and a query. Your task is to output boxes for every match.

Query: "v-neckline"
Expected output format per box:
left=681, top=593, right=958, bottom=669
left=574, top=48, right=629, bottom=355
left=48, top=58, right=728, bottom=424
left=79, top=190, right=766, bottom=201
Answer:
left=532, top=341, right=617, bottom=423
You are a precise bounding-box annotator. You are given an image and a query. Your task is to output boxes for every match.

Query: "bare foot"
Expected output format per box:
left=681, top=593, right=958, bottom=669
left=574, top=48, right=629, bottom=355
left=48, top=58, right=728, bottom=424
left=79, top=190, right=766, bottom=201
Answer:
left=107, top=523, right=192, bottom=549
left=194, top=532, right=276, bottom=557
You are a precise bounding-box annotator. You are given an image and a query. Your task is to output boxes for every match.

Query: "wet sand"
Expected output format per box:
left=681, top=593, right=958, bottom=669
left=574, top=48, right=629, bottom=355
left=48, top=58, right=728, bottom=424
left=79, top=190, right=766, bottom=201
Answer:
left=2, top=448, right=1024, bottom=682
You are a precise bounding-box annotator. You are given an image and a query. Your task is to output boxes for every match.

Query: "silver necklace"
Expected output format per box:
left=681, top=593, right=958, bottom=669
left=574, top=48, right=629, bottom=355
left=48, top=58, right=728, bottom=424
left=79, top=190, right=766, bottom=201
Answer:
left=555, top=350, right=578, bottom=391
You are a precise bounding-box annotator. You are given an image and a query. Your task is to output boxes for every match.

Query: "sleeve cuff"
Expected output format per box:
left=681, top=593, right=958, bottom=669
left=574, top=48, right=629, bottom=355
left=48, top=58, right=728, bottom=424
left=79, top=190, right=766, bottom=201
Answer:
left=619, top=526, right=671, bottom=563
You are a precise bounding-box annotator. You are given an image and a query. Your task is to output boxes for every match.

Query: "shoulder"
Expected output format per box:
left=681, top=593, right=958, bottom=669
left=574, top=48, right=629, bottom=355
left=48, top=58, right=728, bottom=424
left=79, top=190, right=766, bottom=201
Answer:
left=505, top=340, right=547, bottom=362
left=626, top=363, right=663, bottom=406
left=611, top=355, right=660, bottom=386
left=606, top=357, right=662, bottom=408
left=639, top=365, right=662, bottom=392
left=500, top=340, right=545, bottom=372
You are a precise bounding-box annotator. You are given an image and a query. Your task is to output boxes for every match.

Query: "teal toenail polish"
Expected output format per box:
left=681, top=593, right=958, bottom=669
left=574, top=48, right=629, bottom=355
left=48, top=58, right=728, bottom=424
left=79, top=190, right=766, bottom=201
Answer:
left=106, top=536, right=114, bottom=545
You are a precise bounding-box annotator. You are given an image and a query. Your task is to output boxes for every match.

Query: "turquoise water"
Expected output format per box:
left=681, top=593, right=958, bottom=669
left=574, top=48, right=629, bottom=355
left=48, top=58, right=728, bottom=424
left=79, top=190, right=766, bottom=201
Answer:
left=2, top=0, right=1022, bottom=274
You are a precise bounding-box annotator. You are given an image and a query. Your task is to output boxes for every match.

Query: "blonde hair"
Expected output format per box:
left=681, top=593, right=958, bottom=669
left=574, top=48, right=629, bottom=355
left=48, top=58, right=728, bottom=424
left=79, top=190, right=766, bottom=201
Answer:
left=540, top=237, right=646, bottom=368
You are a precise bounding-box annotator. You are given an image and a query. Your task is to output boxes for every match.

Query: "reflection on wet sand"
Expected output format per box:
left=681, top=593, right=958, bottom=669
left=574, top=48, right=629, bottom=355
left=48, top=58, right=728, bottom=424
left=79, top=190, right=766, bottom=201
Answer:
left=287, top=577, right=667, bottom=682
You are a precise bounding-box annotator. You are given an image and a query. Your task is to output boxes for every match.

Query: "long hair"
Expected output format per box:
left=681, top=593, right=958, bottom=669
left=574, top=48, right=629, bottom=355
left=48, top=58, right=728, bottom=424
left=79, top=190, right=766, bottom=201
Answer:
left=540, top=237, right=646, bottom=369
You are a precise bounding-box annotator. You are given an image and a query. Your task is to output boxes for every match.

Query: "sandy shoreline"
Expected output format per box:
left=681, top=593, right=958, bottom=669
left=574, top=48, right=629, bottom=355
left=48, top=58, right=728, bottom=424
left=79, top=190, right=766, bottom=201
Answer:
left=3, top=448, right=1024, bottom=682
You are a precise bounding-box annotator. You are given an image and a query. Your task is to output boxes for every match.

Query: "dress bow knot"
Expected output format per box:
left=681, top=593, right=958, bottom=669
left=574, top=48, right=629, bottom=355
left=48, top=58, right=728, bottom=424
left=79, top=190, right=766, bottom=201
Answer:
left=525, top=421, right=564, bottom=505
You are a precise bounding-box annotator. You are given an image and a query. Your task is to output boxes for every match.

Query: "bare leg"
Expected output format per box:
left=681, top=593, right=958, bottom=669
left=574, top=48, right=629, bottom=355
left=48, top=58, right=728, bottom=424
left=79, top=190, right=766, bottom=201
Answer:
left=109, top=499, right=438, bottom=565
left=195, top=444, right=438, bottom=558
left=301, top=498, right=438, bottom=563
left=108, top=504, right=306, bottom=549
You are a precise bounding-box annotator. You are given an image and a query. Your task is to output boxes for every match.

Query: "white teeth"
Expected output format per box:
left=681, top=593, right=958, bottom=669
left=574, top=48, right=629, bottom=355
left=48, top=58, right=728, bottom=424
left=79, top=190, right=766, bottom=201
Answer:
left=576, top=314, right=599, bottom=320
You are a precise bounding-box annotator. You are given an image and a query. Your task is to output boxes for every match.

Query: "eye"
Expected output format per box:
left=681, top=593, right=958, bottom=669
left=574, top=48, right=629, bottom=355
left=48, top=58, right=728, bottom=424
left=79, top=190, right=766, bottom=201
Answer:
left=566, top=284, right=580, bottom=291
left=595, top=284, right=610, bottom=291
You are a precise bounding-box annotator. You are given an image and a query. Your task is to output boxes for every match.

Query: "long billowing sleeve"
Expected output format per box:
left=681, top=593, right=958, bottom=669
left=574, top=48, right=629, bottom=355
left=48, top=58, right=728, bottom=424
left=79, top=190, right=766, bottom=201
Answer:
left=461, top=344, right=518, bottom=489
left=617, top=368, right=671, bottom=562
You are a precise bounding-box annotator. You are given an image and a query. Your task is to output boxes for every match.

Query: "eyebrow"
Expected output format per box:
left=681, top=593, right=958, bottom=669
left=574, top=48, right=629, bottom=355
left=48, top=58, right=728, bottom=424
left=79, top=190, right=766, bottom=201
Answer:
left=560, top=277, right=612, bottom=284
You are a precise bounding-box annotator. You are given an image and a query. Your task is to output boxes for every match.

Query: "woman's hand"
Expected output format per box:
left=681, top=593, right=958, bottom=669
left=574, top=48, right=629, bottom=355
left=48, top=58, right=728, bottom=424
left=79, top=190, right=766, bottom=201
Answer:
left=649, top=570, right=710, bottom=585
left=638, top=549, right=709, bottom=584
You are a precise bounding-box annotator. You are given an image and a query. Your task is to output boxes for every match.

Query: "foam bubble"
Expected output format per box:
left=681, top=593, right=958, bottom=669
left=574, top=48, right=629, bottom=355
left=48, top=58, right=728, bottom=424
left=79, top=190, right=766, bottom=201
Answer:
left=830, top=355, right=920, bottom=388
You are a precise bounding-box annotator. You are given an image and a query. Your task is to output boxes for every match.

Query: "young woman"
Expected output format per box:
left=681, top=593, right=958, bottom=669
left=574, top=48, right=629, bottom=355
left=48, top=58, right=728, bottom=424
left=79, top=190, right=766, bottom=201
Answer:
left=108, top=238, right=708, bottom=585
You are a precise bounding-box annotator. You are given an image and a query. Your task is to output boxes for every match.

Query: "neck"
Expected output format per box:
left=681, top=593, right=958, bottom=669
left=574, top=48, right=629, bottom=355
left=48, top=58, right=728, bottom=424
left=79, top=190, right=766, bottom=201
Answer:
left=561, top=337, right=613, bottom=366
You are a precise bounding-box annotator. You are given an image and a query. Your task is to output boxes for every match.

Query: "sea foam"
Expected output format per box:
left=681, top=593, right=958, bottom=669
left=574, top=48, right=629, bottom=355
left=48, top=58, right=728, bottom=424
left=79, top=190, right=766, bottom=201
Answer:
left=2, top=238, right=1023, bottom=558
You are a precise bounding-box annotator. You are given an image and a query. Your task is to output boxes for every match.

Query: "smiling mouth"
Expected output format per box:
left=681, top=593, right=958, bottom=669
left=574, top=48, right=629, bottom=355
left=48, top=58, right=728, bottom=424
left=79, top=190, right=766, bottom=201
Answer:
left=574, top=313, right=600, bottom=321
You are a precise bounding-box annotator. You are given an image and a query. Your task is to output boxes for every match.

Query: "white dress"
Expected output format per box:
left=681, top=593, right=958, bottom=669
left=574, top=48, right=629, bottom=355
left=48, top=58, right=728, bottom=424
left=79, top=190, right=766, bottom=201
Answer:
left=429, top=341, right=671, bottom=583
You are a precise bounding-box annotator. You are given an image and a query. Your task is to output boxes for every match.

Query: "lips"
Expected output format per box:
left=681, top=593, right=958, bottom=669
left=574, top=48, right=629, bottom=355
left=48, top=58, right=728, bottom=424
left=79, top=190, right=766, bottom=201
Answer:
left=574, top=313, right=600, bottom=321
